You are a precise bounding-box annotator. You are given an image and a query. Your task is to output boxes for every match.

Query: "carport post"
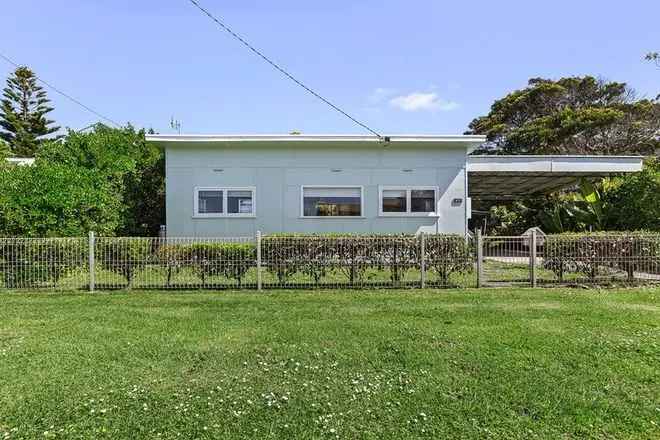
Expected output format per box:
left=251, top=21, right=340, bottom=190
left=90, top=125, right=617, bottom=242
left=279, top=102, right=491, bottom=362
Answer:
left=530, top=229, right=537, bottom=288
left=476, top=229, right=483, bottom=288
left=88, top=231, right=95, bottom=292
left=256, top=230, right=262, bottom=291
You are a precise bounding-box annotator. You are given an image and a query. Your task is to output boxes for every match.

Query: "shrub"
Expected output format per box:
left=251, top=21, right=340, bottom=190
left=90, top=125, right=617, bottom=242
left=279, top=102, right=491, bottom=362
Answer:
left=425, top=235, right=473, bottom=285
left=260, top=234, right=471, bottom=286
left=97, top=239, right=153, bottom=287
left=0, top=162, right=122, bottom=237
left=180, top=242, right=256, bottom=287
left=261, top=236, right=304, bottom=284
left=37, top=125, right=165, bottom=236
left=0, top=238, right=85, bottom=288
left=543, top=232, right=660, bottom=282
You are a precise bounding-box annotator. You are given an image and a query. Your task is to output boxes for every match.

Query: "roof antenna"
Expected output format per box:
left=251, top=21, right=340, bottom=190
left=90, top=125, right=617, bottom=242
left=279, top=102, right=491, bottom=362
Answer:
left=170, top=116, right=182, bottom=134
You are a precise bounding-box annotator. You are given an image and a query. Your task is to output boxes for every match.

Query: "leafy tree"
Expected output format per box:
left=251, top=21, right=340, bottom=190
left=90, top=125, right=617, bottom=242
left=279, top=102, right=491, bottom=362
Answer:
left=646, top=52, right=659, bottom=68
left=602, top=158, right=660, bottom=231
left=0, top=139, right=10, bottom=159
left=38, top=124, right=165, bottom=236
left=0, top=162, right=121, bottom=237
left=0, top=67, right=60, bottom=157
left=467, top=76, right=660, bottom=155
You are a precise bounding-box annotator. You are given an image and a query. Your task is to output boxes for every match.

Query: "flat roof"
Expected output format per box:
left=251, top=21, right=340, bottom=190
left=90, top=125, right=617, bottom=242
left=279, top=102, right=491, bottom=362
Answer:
left=467, top=155, right=644, bottom=200
left=146, top=133, right=487, bottom=144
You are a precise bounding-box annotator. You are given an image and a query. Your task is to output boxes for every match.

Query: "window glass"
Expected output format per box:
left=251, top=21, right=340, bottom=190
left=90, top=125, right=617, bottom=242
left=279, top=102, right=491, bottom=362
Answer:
left=303, top=187, right=361, bottom=217
left=382, top=189, right=407, bottom=213
left=198, top=190, right=223, bottom=214
left=411, top=190, right=435, bottom=213
left=228, top=190, right=253, bottom=214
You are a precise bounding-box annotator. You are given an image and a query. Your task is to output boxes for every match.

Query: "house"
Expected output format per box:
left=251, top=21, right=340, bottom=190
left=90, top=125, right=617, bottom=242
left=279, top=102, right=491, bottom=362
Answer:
left=5, top=157, right=35, bottom=166
left=146, top=134, right=643, bottom=237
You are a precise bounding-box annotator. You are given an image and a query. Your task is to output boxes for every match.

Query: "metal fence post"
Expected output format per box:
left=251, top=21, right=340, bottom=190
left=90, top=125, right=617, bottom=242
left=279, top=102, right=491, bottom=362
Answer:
left=256, top=230, right=262, bottom=291
left=88, top=231, right=95, bottom=292
left=476, top=229, right=483, bottom=288
left=530, top=229, right=537, bottom=288
left=420, top=233, right=426, bottom=289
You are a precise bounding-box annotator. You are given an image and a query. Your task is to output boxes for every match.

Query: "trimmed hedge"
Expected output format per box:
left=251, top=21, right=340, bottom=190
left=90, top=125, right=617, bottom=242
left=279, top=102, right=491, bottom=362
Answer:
left=544, top=232, right=660, bottom=281
left=261, top=234, right=472, bottom=286
left=154, top=242, right=256, bottom=287
left=0, top=239, right=86, bottom=288
left=97, top=239, right=153, bottom=287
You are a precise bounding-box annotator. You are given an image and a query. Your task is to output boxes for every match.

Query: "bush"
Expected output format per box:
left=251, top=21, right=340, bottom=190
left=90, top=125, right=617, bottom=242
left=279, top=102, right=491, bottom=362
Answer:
left=0, top=239, right=86, bottom=288
left=543, top=232, right=660, bottom=282
left=425, top=235, right=473, bottom=284
left=182, top=242, right=256, bottom=287
left=261, top=234, right=471, bottom=286
left=0, top=162, right=121, bottom=237
left=37, top=125, right=165, bottom=236
left=602, top=158, right=660, bottom=231
left=97, top=239, right=153, bottom=287
left=261, top=236, right=305, bottom=284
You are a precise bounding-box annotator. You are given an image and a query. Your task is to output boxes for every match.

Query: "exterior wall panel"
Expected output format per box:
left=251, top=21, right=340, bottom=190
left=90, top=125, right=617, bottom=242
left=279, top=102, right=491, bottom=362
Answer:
left=165, top=143, right=468, bottom=236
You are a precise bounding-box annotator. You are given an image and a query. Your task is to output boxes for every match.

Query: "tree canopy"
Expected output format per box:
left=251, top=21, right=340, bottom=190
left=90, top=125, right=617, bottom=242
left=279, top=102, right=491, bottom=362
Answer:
left=0, top=67, right=60, bottom=157
left=0, top=162, right=121, bottom=237
left=466, top=76, right=660, bottom=155
left=37, top=124, right=165, bottom=236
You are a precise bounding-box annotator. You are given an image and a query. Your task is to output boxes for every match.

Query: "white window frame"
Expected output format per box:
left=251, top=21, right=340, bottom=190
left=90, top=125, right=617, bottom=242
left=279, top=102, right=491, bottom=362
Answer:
left=378, top=186, right=439, bottom=217
left=193, top=186, right=257, bottom=218
left=300, top=185, right=365, bottom=218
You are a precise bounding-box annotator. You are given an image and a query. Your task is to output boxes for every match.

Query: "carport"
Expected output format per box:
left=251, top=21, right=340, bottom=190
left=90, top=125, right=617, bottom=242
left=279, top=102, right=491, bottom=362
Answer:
left=467, top=155, right=644, bottom=201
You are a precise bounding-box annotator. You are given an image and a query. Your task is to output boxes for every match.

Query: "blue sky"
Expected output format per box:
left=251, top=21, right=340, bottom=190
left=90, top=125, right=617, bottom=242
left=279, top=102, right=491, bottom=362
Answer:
left=2, top=0, right=658, bottom=135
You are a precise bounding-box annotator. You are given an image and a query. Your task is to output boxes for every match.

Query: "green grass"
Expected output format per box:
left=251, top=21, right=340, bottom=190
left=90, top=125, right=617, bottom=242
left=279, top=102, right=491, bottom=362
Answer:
left=1, top=288, right=659, bottom=439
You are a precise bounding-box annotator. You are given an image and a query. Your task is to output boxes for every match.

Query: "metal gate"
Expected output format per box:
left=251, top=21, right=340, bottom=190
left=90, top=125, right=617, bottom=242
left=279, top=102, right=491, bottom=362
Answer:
left=476, top=231, right=539, bottom=287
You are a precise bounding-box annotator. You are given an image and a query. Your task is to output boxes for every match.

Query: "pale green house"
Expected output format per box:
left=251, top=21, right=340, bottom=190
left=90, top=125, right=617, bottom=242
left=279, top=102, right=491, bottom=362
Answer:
left=146, top=134, right=642, bottom=237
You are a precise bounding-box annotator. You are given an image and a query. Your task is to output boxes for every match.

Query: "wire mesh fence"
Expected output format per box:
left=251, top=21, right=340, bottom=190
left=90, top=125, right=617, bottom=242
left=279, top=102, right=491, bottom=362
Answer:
left=0, top=237, right=88, bottom=290
left=0, top=232, right=658, bottom=291
left=259, top=235, right=474, bottom=289
left=479, top=233, right=660, bottom=286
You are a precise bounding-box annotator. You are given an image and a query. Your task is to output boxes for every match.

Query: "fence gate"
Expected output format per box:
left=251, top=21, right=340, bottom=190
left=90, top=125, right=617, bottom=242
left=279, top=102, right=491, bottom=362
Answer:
left=478, top=233, right=539, bottom=287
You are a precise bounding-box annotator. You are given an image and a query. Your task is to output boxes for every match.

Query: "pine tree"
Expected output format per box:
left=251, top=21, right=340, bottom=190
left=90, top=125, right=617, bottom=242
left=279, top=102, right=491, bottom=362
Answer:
left=0, top=66, right=60, bottom=157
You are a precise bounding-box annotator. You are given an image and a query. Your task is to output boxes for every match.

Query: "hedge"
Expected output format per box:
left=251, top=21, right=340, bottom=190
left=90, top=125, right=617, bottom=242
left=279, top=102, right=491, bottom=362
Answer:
left=0, top=239, right=86, bottom=288
left=543, top=232, right=660, bottom=281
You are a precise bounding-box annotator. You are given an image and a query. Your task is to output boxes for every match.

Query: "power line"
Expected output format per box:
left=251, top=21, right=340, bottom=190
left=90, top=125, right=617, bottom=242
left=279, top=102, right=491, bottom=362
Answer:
left=0, top=52, right=122, bottom=128
left=186, top=0, right=382, bottom=138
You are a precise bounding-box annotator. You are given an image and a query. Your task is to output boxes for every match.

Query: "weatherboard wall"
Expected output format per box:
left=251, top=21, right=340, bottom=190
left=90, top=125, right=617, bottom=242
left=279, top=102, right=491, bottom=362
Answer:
left=164, top=142, right=469, bottom=236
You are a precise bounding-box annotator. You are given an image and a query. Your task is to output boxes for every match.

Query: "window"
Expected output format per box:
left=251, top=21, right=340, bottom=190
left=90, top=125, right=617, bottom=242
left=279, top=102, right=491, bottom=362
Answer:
left=302, top=186, right=363, bottom=217
left=379, top=186, right=438, bottom=216
left=411, top=189, right=436, bottom=213
left=382, top=189, right=407, bottom=213
left=194, top=187, right=255, bottom=217
left=198, top=190, right=223, bottom=214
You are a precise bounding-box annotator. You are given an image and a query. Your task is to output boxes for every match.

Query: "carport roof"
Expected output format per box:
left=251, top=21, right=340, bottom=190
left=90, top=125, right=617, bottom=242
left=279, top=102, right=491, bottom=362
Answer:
left=467, top=155, right=643, bottom=201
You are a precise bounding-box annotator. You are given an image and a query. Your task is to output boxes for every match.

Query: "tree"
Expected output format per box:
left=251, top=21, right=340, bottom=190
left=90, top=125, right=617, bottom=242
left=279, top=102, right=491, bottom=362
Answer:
left=466, top=76, right=660, bottom=155
left=0, top=162, right=121, bottom=237
left=0, top=139, right=10, bottom=160
left=602, top=158, right=660, bottom=231
left=37, top=124, right=165, bottom=236
left=646, top=52, right=659, bottom=68
left=0, top=67, right=60, bottom=157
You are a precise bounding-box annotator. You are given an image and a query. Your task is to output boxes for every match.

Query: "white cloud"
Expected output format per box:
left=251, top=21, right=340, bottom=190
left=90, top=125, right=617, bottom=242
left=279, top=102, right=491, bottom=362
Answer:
left=368, top=87, right=397, bottom=104
left=389, top=92, right=459, bottom=112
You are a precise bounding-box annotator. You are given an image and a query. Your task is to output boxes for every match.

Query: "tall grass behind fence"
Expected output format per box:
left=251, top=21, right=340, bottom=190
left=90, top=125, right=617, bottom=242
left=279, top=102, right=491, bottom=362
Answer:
left=0, top=233, right=658, bottom=290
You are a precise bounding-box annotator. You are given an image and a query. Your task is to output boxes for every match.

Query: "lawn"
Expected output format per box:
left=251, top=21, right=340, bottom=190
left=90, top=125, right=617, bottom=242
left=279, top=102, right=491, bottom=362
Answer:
left=0, top=288, right=658, bottom=439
